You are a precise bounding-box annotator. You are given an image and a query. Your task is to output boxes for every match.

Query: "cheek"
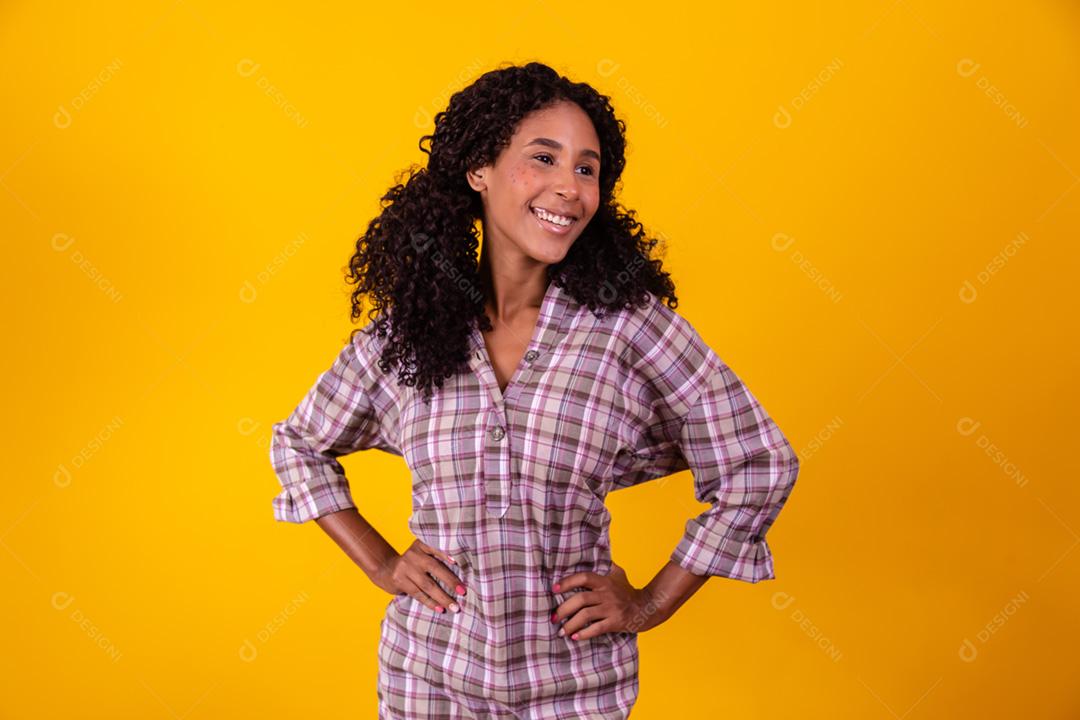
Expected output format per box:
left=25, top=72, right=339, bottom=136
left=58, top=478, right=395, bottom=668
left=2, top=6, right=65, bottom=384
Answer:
left=509, top=166, right=541, bottom=192
left=584, top=189, right=601, bottom=216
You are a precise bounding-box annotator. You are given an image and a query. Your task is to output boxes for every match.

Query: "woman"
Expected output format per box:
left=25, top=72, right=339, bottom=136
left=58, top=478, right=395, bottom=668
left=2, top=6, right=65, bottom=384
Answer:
left=269, top=61, right=800, bottom=719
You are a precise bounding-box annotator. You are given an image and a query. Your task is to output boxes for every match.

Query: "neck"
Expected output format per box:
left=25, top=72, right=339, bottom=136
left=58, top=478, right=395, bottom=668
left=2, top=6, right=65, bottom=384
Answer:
left=478, top=248, right=550, bottom=324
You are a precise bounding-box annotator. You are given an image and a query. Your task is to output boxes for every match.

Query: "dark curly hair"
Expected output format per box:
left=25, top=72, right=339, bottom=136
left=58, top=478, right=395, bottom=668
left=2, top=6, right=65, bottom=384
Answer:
left=346, top=61, right=678, bottom=403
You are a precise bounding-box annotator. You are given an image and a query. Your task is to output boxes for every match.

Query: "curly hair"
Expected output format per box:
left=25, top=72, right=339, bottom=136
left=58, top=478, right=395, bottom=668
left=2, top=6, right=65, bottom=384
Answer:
left=346, top=61, right=679, bottom=403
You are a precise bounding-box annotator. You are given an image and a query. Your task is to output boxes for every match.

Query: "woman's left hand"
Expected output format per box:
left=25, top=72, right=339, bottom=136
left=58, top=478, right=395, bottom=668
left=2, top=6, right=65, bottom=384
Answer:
left=551, top=562, right=666, bottom=640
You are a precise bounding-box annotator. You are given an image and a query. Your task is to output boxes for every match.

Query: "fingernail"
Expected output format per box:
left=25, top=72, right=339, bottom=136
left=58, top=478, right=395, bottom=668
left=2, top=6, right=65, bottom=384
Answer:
left=553, top=583, right=561, bottom=592
left=550, top=612, right=558, bottom=623
left=456, top=584, right=466, bottom=595
left=558, top=628, right=565, bottom=637
left=571, top=633, right=579, bottom=640
left=447, top=556, right=456, bottom=564
left=435, top=606, right=444, bottom=613
left=449, top=603, right=460, bottom=613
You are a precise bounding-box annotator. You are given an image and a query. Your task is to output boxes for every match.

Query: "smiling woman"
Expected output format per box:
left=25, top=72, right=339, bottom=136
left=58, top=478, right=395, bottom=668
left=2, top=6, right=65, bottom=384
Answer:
left=466, top=100, right=602, bottom=266
left=268, top=60, right=800, bottom=720
left=524, top=136, right=601, bottom=231
left=340, top=62, right=676, bottom=404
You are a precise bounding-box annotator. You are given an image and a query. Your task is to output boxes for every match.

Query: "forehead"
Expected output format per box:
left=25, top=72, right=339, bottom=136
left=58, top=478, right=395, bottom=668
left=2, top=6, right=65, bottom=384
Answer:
left=510, top=101, right=600, bottom=148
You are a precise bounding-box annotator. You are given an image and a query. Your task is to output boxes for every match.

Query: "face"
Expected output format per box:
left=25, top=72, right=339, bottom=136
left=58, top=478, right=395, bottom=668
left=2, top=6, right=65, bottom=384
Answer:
left=467, top=100, right=602, bottom=266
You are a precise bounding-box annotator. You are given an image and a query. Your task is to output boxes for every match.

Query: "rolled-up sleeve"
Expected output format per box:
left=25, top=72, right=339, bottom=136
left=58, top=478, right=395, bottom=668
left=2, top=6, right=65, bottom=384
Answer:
left=669, top=351, right=800, bottom=582
left=269, top=325, right=400, bottom=523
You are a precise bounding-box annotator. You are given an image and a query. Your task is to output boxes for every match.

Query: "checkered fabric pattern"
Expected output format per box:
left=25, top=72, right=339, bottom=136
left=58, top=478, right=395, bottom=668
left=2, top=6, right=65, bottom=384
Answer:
left=270, top=279, right=800, bottom=718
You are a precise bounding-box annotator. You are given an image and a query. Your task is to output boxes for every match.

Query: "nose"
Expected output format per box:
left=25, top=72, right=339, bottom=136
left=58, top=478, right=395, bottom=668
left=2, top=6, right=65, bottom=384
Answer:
left=552, top=169, right=580, bottom=202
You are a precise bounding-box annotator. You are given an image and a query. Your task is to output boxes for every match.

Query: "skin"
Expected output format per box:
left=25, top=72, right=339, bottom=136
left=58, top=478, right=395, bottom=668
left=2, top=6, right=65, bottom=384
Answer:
left=316, top=99, right=710, bottom=634
left=466, top=100, right=602, bottom=394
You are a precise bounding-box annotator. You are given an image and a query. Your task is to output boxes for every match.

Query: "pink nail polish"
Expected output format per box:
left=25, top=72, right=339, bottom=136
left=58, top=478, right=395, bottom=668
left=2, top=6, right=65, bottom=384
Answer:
left=553, top=583, right=561, bottom=592
left=571, top=633, right=579, bottom=640
left=550, top=613, right=558, bottom=623
left=447, top=556, right=456, bottom=564
left=435, top=606, right=444, bottom=613
left=456, top=584, right=466, bottom=595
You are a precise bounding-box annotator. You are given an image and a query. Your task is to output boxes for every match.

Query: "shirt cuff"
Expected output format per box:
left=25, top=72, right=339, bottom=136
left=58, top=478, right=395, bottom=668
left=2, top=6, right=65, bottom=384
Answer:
left=669, top=520, right=776, bottom=582
left=272, top=475, right=357, bottom=523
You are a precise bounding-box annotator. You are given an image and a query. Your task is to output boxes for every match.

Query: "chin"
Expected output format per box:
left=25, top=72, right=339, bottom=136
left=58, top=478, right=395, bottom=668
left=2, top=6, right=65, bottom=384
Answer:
left=526, top=240, right=575, bottom=265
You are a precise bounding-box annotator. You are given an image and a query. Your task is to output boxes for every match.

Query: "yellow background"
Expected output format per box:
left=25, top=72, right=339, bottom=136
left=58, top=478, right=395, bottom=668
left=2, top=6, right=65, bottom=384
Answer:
left=3, top=1, right=1078, bottom=717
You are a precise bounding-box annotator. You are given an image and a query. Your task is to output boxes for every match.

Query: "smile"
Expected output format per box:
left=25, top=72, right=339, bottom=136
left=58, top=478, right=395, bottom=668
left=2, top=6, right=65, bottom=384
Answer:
left=530, top=206, right=577, bottom=235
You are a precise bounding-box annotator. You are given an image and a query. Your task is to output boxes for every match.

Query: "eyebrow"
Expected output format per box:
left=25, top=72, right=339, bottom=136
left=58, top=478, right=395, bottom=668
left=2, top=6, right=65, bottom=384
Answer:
left=524, top=137, right=601, bottom=163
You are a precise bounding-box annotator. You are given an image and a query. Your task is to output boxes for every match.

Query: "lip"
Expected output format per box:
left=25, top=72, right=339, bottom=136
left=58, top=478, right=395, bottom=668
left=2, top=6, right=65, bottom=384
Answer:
left=531, top=205, right=579, bottom=220
left=530, top=206, right=577, bottom=236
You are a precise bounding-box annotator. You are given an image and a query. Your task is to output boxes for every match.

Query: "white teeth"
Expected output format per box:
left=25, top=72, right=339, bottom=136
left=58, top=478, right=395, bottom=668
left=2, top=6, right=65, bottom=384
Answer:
left=532, top=207, right=573, bottom=226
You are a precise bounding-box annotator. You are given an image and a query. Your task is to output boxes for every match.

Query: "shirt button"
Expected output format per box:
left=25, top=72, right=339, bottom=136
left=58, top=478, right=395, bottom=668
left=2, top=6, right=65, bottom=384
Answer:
left=489, top=426, right=505, bottom=441
left=524, top=349, right=539, bottom=362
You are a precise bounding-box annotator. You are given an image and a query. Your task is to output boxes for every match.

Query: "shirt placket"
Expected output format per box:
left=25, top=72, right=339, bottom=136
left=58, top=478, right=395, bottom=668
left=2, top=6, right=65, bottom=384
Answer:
left=469, top=283, right=570, bottom=519
left=482, top=405, right=512, bottom=518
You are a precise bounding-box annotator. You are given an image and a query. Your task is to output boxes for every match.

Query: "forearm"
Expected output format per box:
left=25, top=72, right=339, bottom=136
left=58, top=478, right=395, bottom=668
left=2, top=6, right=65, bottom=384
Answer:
left=315, top=507, right=399, bottom=583
left=635, top=560, right=710, bottom=631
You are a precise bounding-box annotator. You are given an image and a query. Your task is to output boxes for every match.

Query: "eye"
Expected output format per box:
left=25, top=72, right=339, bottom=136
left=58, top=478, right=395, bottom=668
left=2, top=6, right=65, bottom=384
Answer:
left=533, top=154, right=598, bottom=177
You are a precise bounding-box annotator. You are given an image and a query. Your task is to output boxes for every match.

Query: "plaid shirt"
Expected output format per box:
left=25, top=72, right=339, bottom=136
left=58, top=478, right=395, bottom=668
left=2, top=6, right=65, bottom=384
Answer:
left=270, top=280, right=800, bottom=718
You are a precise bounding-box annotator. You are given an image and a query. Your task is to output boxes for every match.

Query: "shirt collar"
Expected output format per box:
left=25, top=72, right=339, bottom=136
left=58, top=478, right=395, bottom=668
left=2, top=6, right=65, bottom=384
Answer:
left=468, top=277, right=577, bottom=362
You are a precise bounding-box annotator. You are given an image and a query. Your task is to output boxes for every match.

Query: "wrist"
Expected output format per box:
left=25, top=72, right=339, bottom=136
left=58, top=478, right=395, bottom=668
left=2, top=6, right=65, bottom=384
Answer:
left=629, top=584, right=669, bottom=633
left=363, top=549, right=400, bottom=589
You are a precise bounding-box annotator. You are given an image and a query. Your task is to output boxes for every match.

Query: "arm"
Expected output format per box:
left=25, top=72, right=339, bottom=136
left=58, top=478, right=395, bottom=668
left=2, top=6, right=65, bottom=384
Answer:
left=556, top=350, right=799, bottom=639
left=665, top=352, right=800, bottom=584
left=269, top=329, right=465, bottom=611
left=555, top=302, right=799, bottom=638
left=269, top=330, right=394, bottom=523
left=268, top=329, right=400, bottom=589
left=314, top=508, right=465, bottom=611
left=315, top=508, right=401, bottom=592
left=627, top=363, right=802, bottom=629
left=628, top=560, right=709, bottom=632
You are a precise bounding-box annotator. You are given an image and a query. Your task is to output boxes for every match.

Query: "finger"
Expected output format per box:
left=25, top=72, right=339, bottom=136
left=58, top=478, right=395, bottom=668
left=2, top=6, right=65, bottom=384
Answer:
left=416, top=539, right=458, bottom=567
left=558, top=604, right=603, bottom=638
left=553, top=571, right=599, bottom=593
left=569, top=616, right=614, bottom=641
left=552, top=590, right=601, bottom=625
left=607, top=562, right=626, bottom=577
left=402, top=581, right=441, bottom=613
left=408, top=543, right=466, bottom=600
left=399, top=557, right=450, bottom=609
left=401, top=565, right=449, bottom=614
left=421, top=554, right=467, bottom=598
left=412, top=566, right=460, bottom=613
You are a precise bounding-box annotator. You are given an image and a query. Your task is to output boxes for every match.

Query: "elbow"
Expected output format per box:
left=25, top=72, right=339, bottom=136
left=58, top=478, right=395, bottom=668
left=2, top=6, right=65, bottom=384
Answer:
left=772, top=427, right=800, bottom=488
left=767, top=437, right=800, bottom=512
left=268, top=418, right=311, bottom=474
left=781, top=438, right=800, bottom=481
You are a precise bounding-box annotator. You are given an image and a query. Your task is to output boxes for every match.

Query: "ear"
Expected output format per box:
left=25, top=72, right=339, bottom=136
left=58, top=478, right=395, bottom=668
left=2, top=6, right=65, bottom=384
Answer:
left=466, top=166, right=487, bottom=192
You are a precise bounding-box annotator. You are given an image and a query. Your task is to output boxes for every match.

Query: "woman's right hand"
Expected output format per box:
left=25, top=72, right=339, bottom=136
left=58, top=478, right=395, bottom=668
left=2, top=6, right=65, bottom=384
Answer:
left=372, top=539, right=467, bottom=614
